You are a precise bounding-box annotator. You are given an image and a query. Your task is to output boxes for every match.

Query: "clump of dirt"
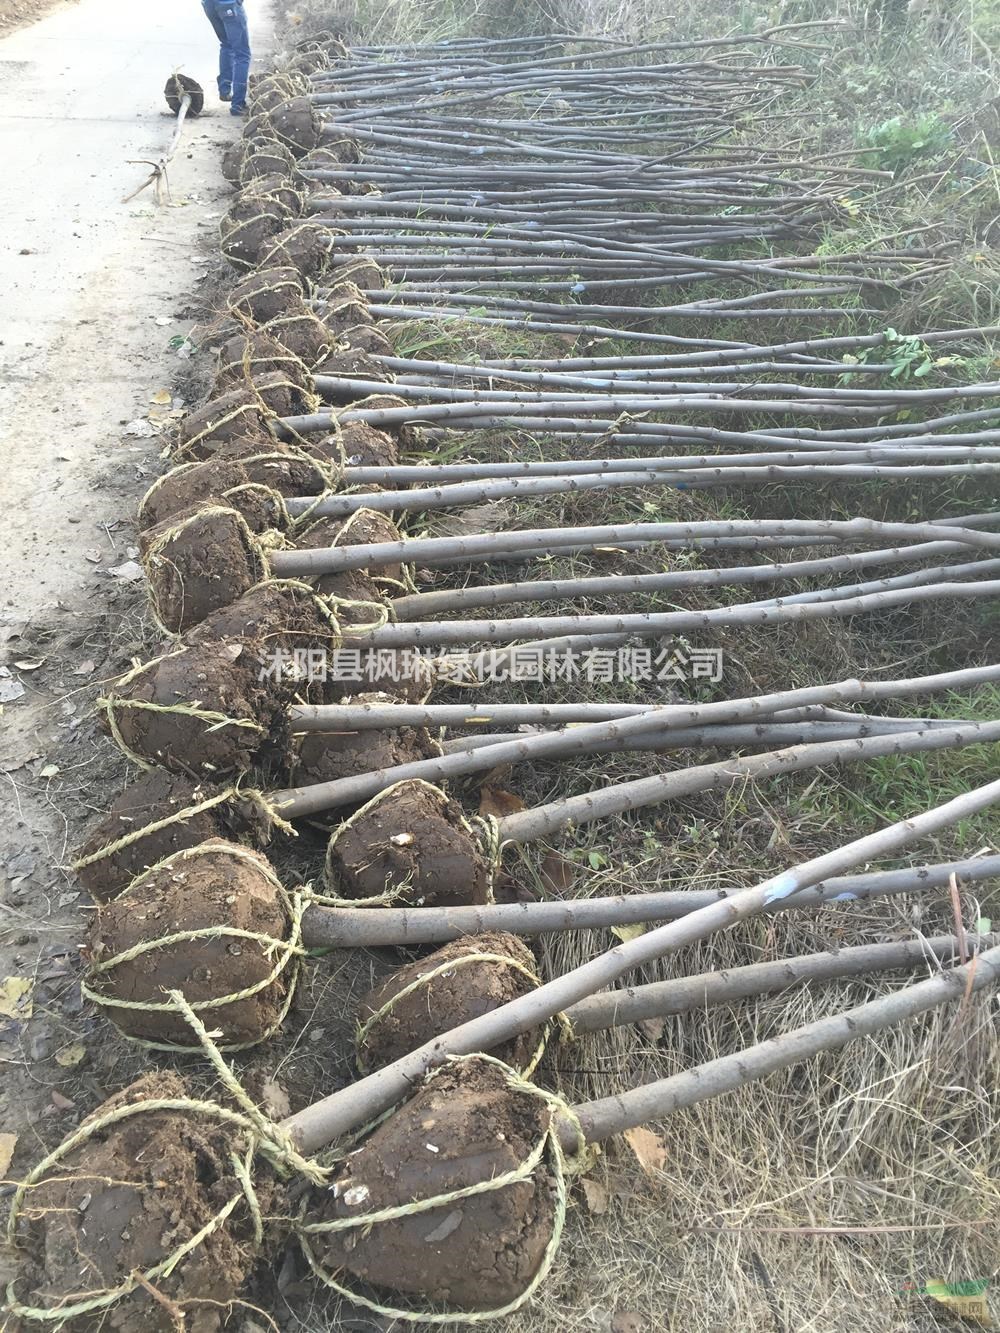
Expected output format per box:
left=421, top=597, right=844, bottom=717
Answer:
left=343, top=393, right=419, bottom=450
left=213, top=329, right=315, bottom=409
left=87, top=840, right=292, bottom=1047
left=173, top=387, right=274, bottom=461
left=228, top=265, right=304, bottom=325
left=140, top=505, right=267, bottom=634
left=294, top=508, right=406, bottom=587
left=328, top=254, right=386, bottom=291
left=315, top=128, right=361, bottom=164
left=267, top=96, right=323, bottom=155
left=220, top=193, right=294, bottom=270
left=250, top=73, right=309, bottom=116
left=337, top=421, right=400, bottom=468
left=240, top=171, right=304, bottom=218
left=138, top=450, right=327, bottom=531
left=355, top=932, right=541, bottom=1072
left=260, top=222, right=334, bottom=279
left=186, top=579, right=342, bottom=664
left=241, top=138, right=298, bottom=183
left=9, top=1071, right=260, bottom=1332
left=306, top=566, right=387, bottom=624
left=75, top=770, right=233, bottom=902
left=314, top=348, right=391, bottom=402
left=325, top=779, right=492, bottom=907
left=221, top=137, right=244, bottom=186
left=310, top=1057, right=556, bottom=1310
left=292, top=704, right=438, bottom=789
left=102, top=639, right=280, bottom=776
left=262, top=302, right=334, bottom=368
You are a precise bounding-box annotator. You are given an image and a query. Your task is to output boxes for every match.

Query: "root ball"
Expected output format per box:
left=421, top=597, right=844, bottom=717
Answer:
left=140, top=506, right=267, bottom=635
left=86, top=840, right=294, bottom=1048
left=307, top=1057, right=557, bottom=1311
left=8, top=1072, right=261, bottom=1331
left=325, top=779, right=492, bottom=907
left=100, top=640, right=278, bottom=776
left=355, top=932, right=541, bottom=1072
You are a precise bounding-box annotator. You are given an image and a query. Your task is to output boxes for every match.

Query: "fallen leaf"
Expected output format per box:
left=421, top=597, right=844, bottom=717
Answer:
left=0, top=676, right=25, bottom=703
left=611, top=1313, right=646, bottom=1333
left=478, top=785, right=526, bottom=818
left=83, top=549, right=103, bottom=564
left=39, top=764, right=60, bottom=779
left=638, top=1016, right=666, bottom=1042
left=72, top=660, right=95, bottom=676
left=0, top=977, right=33, bottom=1021
left=58, top=891, right=80, bottom=908
left=149, top=389, right=173, bottom=405
left=580, top=1177, right=609, bottom=1215
left=14, top=659, right=44, bottom=671
left=622, top=1126, right=668, bottom=1178
left=107, top=560, right=145, bottom=583
left=123, top=418, right=156, bottom=438
left=154, top=316, right=174, bottom=326
left=50, top=1091, right=75, bottom=1111
left=539, top=851, right=575, bottom=898
left=54, top=1043, right=86, bottom=1068
left=0, top=1133, right=17, bottom=1178
left=612, top=923, right=647, bottom=944
left=261, top=1076, right=291, bottom=1119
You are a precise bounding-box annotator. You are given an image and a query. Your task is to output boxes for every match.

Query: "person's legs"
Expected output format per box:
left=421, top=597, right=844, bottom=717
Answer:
left=201, top=0, right=234, bottom=100
left=215, top=2, right=252, bottom=113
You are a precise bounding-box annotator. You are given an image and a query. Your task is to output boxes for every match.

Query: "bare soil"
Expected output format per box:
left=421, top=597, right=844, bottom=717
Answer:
left=0, top=0, right=74, bottom=34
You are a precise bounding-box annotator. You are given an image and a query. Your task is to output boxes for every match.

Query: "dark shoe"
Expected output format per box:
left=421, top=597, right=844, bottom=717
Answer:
left=220, top=90, right=233, bottom=103
left=230, top=104, right=248, bottom=116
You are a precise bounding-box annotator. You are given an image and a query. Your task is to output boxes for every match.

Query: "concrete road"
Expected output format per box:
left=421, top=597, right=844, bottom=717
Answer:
left=0, top=0, right=269, bottom=630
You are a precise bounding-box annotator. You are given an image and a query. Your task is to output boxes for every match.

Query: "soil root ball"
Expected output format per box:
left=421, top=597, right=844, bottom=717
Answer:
left=173, top=387, right=274, bottom=461
left=139, top=450, right=328, bottom=532
left=260, top=222, right=335, bottom=281
left=302, top=1057, right=559, bottom=1312
left=250, top=71, right=309, bottom=114
left=319, top=286, right=394, bottom=355
left=85, top=840, right=296, bottom=1049
left=99, top=639, right=280, bottom=776
left=220, top=194, right=294, bottom=270
left=140, top=505, right=269, bottom=635
left=262, top=301, right=335, bottom=368
left=186, top=579, right=343, bottom=665
left=343, top=393, right=419, bottom=450
left=314, top=348, right=392, bottom=402
left=292, top=693, right=438, bottom=791
left=356, top=932, right=541, bottom=1073
left=293, top=566, right=387, bottom=630
left=74, top=770, right=236, bottom=902
left=309, top=421, right=398, bottom=469
left=266, top=96, right=323, bottom=155
left=324, top=779, right=493, bottom=908
left=228, top=264, right=304, bottom=325
left=239, top=170, right=304, bottom=217
left=327, top=254, right=386, bottom=292
left=221, top=138, right=244, bottom=185
left=241, top=137, right=298, bottom=183
left=7, top=1071, right=260, bottom=1332
left=212, top=330, right=317, bottom=411
left=294, top=507, right=407, bottom=589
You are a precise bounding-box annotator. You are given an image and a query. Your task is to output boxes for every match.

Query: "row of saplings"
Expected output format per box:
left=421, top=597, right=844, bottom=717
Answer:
left=5, top=33, right=629, bottom=1330
left=10, top=29, right=999, bottom=1333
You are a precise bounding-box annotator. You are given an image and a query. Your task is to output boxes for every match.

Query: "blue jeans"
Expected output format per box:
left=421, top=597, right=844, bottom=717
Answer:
left=202, top=0, right=251, bottom=111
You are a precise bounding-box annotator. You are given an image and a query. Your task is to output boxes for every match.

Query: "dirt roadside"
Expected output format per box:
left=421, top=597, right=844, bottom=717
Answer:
left=0, top=0, right=273, bottom=1256
left=0, top=0, right=76, bottom=36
